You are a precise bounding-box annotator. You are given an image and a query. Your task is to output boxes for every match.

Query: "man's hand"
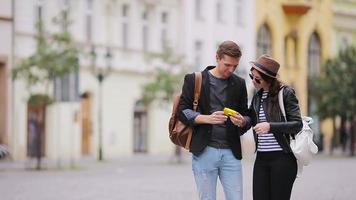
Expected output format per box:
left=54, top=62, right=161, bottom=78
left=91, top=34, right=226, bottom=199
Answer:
left=230, top=114, right=247, bottom=127
left=195, top=111, right=227, bottom=124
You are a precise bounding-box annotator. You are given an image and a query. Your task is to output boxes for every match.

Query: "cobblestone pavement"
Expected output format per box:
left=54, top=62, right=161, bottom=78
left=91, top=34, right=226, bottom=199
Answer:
left=0, top=153, right=355, bottom=200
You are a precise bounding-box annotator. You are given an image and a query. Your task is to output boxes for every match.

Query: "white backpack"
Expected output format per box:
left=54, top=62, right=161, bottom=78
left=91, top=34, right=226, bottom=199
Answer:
left=278, top=87, right=318, bottom=177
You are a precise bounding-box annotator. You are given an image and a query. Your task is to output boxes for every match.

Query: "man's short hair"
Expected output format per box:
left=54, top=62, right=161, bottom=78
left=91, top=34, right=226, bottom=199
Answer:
left=216, top=41, right=242, bottom=59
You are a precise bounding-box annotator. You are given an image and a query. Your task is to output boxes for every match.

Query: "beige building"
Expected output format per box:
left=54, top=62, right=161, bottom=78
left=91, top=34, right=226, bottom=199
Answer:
left=0, top=0, right=13, bottom=151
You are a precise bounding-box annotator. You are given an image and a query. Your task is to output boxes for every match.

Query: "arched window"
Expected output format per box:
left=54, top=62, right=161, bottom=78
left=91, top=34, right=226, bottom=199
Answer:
left=256, top=24, right=272, bottom=57
left=307, top=32, right=321, bottom=146
left=308, top=33, right=321, bottom=77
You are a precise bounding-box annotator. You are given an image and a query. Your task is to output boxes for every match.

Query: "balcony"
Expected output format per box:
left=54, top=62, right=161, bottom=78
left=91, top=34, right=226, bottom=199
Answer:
left=282, top=0, right=311, bottom=15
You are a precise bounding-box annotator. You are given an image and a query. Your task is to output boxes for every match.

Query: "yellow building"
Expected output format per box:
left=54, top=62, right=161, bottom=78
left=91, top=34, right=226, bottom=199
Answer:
left=255, top=0, right=333, bottom=150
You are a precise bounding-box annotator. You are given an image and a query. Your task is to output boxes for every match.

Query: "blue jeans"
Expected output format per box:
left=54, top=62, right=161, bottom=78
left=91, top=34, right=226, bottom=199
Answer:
left=192, top=146, right=243, bottom=200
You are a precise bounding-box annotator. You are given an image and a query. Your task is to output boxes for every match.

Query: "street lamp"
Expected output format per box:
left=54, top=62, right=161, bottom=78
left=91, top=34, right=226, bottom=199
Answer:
left=90, top=45, right=113, bottom=161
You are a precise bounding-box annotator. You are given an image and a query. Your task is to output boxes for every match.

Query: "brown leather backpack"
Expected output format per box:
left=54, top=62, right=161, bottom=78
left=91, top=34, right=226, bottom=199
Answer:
left=168, top=72, right=202, bottom=150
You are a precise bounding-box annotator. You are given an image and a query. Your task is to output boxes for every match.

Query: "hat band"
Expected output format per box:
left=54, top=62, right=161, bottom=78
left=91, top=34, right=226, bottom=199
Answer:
left=253, top=62, right=277, bottom=77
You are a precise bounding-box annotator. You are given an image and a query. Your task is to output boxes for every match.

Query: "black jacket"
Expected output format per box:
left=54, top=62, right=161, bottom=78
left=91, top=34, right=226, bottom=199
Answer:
left=178, top=66, right=250, bottom=159
left=249, top=86, right=303, bottom=153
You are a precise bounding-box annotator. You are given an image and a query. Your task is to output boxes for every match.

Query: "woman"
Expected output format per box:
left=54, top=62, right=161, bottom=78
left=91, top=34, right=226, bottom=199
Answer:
left=248, top=54, right=303, bottom=200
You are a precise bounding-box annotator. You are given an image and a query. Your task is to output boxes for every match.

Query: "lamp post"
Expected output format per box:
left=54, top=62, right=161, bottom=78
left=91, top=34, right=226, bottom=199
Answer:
left=90, top=45, right=112, bottom=161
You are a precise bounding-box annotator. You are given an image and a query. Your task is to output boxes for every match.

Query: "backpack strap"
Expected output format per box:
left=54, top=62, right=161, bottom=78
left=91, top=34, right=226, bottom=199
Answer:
left=278, top=86, right=296, bottom=140
left=278, top=86, right=286, bottom=122
left=193, top=72, right=202, bottom=111
left=185, top=72, right=202, bottom=149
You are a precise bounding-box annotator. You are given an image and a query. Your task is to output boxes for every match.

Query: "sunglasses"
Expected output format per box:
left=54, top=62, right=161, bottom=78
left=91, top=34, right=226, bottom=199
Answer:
left=249, top=73, right=262, bottom=84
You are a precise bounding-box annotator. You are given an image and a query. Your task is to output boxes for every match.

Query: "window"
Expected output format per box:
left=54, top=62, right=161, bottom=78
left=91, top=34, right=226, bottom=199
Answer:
left=236, top=0, right=243, bottom=24
left=216, top=1, right=223, bottom=22
left=54, top=70, right=80, bottom=102
left=161, top=12, right=168, bottom=23
left=133, top=101, right=148, bottom=153
left=142, top=10, right=149, bottom=52
left=35, top=0, right=44, bottom=29
left=256, top=24, right=272, bottom=57
left=195, top=0, right=203, bottom=20
left=122, top=4, right=129, bottom=17
left=194, top=41, right=203, bottom=70
left=307, top=32, right=321, bottom=142
left=161, top=12, right=168, bottom=50
left=161, top=29, right=167, bottom=50
left=85, top=0, right=93, bottom=42
left=307, top=33, right=321, bottom=77
left=122, top=4, right=129, bottom=50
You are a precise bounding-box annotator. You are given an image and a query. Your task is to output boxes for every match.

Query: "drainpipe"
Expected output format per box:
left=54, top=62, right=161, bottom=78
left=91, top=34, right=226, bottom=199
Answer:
left=10, top=0, right=16, bottom=160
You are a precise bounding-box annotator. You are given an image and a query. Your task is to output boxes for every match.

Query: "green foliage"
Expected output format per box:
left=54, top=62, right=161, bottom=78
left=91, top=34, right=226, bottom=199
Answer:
left=141, top=68, right=183, bottom=105
left=28, top=94, right=53, bottom=107
left=313, top=46, right=356, bottom=119
left=12, top=10, right=80, bottom=88
left=141, top=46, right=186, bottom=106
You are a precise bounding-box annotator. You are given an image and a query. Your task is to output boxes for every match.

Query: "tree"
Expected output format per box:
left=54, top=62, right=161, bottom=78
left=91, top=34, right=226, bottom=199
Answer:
left=12, top=10, right=79, bottom=94
left=140, top=47, right=187, bottom=163
left=141, top=68, right=183, bottom=106
left=12, top=10, right=80, bottom=169
left=141, top=47, right=186, bottom=106
left=313, top=46, right=356, bottom=156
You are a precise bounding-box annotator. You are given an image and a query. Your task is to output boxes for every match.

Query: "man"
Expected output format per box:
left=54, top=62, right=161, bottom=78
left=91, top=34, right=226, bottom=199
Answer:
left=178, top=40, right=250, bottom=200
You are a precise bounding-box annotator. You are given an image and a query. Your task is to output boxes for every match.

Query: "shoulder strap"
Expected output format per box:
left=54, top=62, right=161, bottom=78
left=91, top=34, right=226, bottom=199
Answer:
left=278, top=87, right=287, bottom=122
left=278, top=86, right=297, bottom=139
left=193, top=72, right=202, bottom=111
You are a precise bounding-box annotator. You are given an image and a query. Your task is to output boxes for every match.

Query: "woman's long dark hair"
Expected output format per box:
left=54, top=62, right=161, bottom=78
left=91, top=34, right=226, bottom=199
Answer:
left=257, top=71, right=283, bottom=122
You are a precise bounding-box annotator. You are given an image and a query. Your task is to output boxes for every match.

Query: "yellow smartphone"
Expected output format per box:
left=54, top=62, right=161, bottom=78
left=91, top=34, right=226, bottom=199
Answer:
left=223, top=107, right=240, bottom=116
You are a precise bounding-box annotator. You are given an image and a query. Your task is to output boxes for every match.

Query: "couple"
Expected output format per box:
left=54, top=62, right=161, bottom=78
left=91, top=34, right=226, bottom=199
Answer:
left=178, top=41, right=303, bottom=200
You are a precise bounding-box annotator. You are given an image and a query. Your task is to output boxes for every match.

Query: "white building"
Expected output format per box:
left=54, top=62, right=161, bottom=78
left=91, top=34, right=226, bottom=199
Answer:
left=9, top=0, right=255, bottom=165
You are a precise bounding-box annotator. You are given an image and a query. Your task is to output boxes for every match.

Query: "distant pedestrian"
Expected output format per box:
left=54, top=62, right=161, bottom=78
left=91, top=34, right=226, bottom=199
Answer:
left=178, top=41, right=251, bottom=200
left=248, top=54, right=303, bottom=200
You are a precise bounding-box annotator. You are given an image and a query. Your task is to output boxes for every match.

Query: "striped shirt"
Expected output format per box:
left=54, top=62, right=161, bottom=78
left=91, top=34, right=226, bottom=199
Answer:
left=257, top=91, right=283, bottom=152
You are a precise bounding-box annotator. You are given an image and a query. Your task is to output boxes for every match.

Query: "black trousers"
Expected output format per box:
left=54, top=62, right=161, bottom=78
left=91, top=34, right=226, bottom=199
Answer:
left=253, top=151, right=297, bottom=200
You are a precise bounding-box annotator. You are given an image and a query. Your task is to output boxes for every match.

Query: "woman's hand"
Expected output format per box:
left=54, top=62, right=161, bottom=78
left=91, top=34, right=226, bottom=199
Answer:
left=230, top=114, right=246, bottom=127
left=253, top=122, right=270, bottom=134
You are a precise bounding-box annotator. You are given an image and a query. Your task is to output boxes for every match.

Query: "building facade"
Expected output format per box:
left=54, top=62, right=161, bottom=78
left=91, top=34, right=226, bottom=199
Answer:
left=255, top=0, right=334, bottom=150
left=9, top=0, right=255, bottom=165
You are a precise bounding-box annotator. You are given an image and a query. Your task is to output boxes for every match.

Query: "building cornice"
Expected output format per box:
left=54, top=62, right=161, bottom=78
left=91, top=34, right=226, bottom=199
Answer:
left=333, top=6, right=356, bottom=17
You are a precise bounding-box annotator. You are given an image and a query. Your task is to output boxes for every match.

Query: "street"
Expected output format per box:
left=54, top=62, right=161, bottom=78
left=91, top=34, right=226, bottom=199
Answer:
left=0, top=154, right=355, bottom=200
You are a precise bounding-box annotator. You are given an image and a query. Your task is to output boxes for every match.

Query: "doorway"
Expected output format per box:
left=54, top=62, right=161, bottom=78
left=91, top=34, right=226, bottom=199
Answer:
left=27, top=103, right=46, bottom=158
left=0, top=57, right=8, bottom=145
left=133, top=101, right=148, bottom=153
left=81, top=92, right=92, bottom=155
